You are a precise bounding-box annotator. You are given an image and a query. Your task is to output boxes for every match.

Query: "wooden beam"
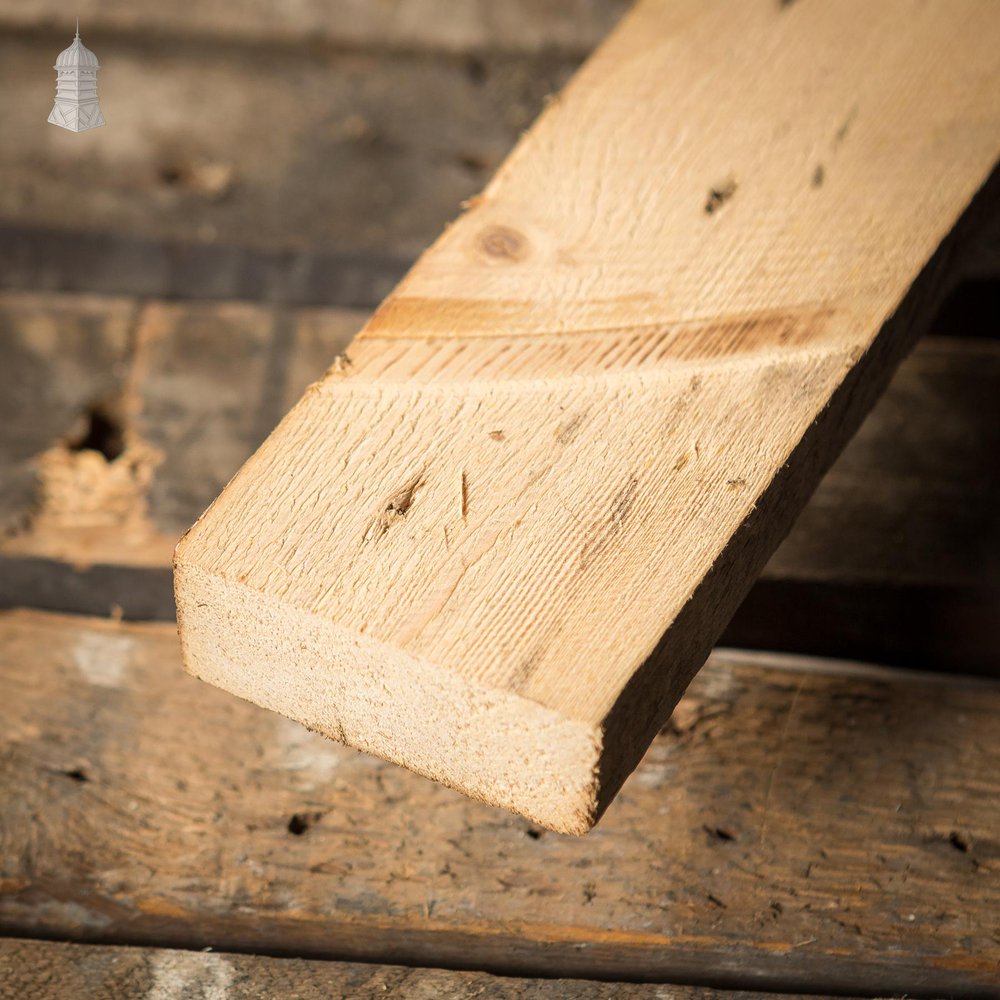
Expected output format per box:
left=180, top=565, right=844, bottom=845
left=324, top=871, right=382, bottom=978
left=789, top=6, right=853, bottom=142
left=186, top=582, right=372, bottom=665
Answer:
left=174, top=0, right=1000, bottom=833
left=0, top=939, right=810, bottom=1000
left=2, top=610, right=998, bottom=997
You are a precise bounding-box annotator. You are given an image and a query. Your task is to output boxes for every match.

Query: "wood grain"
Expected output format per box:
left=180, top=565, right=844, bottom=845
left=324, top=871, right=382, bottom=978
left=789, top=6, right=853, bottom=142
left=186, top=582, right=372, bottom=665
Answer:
left=174, top=0, right=1000, bottom=832
left=0, top=938, right=809, bottom=1000
left=1, top=610, right=997, bottom=997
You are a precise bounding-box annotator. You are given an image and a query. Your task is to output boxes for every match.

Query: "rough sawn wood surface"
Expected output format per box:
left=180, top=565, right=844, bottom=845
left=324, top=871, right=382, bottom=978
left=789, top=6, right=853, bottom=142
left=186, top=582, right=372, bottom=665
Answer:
left=175, top=0, right=1000, bottom=832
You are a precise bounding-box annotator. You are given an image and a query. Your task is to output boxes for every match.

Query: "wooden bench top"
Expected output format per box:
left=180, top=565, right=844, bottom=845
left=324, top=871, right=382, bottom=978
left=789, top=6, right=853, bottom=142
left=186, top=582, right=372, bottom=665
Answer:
left=1, top=609, right=996, bottom=996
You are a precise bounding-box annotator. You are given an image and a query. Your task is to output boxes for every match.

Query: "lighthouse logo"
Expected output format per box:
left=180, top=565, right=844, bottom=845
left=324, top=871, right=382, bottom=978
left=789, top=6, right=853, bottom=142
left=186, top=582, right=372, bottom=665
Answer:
left=49, top=20, right=105, bottom=132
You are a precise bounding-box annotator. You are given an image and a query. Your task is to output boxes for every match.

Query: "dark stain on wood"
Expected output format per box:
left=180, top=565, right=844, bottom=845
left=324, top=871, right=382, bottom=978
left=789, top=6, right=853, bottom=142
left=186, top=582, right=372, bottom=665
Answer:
left=704, top=177, right=738, bottom=215
left=477, top=226, right=530, bottom=263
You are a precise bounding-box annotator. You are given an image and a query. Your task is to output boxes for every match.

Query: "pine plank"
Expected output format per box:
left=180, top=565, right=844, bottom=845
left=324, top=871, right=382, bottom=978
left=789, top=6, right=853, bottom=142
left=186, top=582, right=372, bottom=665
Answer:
left=0, top=939, right=810, bottom=1000
left=1, top=610, right=997, bottom=997
left=173, top=0, right=1000, bottom=833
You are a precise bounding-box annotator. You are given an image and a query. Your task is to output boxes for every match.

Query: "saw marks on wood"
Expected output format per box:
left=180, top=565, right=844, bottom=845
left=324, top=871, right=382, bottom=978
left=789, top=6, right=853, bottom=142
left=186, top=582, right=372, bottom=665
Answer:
left=175, top=0, right=1000, bottom=832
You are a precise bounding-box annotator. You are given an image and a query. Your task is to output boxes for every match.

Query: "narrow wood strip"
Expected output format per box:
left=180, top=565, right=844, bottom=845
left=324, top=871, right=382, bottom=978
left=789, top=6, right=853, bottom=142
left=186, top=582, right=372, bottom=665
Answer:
left=174, top=0, right=1000, bottom=831
left=723, top=579, right=1000, bottom=675
left=0, top=223, right=408, bottom=309
left=0, top=2, right=626, bottom=57
left=0, top=938, right=818, bottom=1000
left=1, top=610, right=996, bottom=997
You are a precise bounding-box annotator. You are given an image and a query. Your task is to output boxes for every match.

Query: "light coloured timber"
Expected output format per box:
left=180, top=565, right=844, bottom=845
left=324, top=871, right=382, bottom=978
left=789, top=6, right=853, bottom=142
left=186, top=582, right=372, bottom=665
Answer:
left=175, top=0, right=1000, bottom=833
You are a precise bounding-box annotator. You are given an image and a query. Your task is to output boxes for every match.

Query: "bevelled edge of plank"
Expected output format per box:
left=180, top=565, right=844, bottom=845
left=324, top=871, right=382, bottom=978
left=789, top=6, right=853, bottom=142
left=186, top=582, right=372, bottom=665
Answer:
left=176, top=562, right=602, bottom=834
left=0, top=939, right=823, bottom=1000
left=174, top=0, right=1000, bottom=833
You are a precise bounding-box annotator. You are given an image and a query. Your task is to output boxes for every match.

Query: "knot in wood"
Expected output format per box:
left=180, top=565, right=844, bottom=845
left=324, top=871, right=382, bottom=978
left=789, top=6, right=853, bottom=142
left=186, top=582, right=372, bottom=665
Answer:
left=477, top=225, right=528, bottom=262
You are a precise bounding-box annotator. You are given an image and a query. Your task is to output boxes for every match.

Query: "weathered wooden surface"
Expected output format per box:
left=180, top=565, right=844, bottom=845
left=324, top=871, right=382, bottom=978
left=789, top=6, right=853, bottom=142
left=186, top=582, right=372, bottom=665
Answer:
left=0, top=939, right=811, bottom=1000
left=0, top=1, right=628, bottom=56
left=1, top=292, right=997, bottom=672
left=0, top=295, right=134, bottom=538
left=0, top=295, right=363, bottom=571
left=0, top=32, right=575, bottom=306
left=1, top=610, right=997, bottom=996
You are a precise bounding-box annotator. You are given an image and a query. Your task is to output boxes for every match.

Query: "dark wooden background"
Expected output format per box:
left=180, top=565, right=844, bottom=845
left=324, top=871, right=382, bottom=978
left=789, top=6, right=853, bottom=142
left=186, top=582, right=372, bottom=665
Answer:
left=0, top=3, right=997, bottom=997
